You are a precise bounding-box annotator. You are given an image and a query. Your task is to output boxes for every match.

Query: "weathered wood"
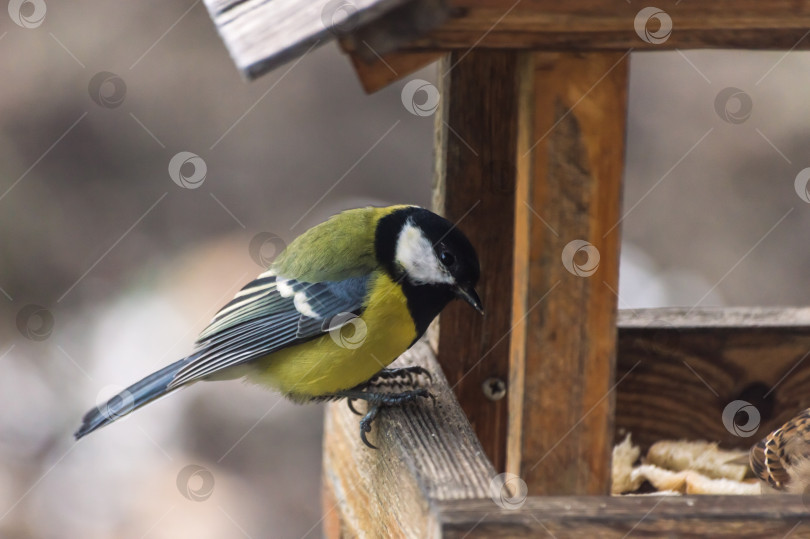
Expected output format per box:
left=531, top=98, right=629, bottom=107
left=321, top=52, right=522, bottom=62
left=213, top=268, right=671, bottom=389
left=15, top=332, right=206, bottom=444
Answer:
left=322, top=341, right=497, bottom=538
left=340, top=0, right=447, bottom=60
left=409, top=1, right=810, bottom=51
left=347, top=50, right=443, bottom=93
left=435, top=51, right=521, bottom=473
left=323, top=308, right=810, bottom=538
left=439, top=496, right=810, bottom=538
left=205, top=0, right=810, bottom=82
left=508, top=51, right=627, bottom=495
left=620, top=307, right=810, bottom=328
left=203, top=0, right=416, bottom=78
left=616, top=307, right=810, bottom=452
left=339, top=0, right=445, bottom=91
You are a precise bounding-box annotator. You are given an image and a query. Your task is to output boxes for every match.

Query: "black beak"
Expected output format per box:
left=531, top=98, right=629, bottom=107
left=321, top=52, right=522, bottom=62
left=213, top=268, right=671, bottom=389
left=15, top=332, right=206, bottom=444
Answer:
left=456, top=285, right=484, bottom=315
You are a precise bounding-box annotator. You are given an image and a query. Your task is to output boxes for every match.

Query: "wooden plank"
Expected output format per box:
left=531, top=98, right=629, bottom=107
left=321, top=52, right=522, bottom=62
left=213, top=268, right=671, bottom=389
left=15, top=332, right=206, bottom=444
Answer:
left=203, top=0, right=418, bottom=78
left=439, top=496, right=810, bottom=538
left=339, top=0, right=448, bottom=60
left=321, top=341, right=497, bottom=538
left=347, top=50, right=443, bottom=93
left=408, top=0, right=810, bottom=51
left=205, top=0, right=810, bottom=85
left=620, top=306, right=810, bottom=328
left=338, top=0, right=445, bottom=94
left=321, top=308, right=810, bottom=538
left=615, top=307, right=810, bottom=452
left=508, top=51, right=628, bottom=495
left=434, top=50, right=521, bottom=473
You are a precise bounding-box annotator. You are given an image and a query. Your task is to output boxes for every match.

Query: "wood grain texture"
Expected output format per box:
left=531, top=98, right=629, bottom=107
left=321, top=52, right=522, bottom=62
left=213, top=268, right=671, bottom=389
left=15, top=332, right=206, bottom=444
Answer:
left=440, top=496, right=810, bottom=538
left=322, top=341, right=497, bottom=538
left=203, top=0, right=414, bottom=78
left=321, top=308, right=810, bottom=537
left=408, top=0, right=810, bottom=51
left=339, top=0, right=446, bottom=92
left=340, top=0, right=448, bottom=59
left=619, top=307, right=810, bottom=328
left=615, top=307, right=810, bottom=453
left=205, top=0, right=810, bottom=84
left=508, top=51, right=628, bottom=495
left=347, top=50, right=443, bottom=93
left=435, top=51, right=521, bottom=473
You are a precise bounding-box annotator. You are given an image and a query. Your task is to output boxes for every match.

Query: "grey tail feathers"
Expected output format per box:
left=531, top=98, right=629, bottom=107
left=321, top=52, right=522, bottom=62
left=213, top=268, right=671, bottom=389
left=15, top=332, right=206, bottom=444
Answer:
left=74, top=357, right=191, bottom=440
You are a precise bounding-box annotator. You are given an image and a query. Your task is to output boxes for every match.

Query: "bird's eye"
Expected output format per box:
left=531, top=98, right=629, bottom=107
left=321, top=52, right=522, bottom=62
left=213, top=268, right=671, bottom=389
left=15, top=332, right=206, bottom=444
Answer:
left=439, top=250, right=455, bottom=267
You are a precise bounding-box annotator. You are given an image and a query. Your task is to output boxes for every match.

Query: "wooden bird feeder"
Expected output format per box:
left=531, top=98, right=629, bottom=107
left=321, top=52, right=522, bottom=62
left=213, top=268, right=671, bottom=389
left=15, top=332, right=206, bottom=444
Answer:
left=203, top=1, right=810, bottom=535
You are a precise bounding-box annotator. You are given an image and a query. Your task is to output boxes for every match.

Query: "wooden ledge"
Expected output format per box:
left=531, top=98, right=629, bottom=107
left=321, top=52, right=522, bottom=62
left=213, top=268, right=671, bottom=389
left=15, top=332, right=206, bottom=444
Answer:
left=439, top=496, right=810, bottom=537
left=322, top=341, right=496, bottom=538
left=619, top=306, right=810, bottom=328
left=322, top=317, right=810, bottom=537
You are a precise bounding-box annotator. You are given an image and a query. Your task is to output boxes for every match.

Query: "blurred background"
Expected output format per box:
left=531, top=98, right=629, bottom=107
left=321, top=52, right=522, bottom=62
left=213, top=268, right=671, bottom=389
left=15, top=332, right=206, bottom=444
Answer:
left=2, top=1, right=810, bottom=537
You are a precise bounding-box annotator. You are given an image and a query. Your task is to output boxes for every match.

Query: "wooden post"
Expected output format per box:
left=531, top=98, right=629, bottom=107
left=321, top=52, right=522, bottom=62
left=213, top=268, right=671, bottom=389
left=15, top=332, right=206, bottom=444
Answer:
left=435, top=50, right=522, bottom=472
left=507, top=52, right=628, bottom=495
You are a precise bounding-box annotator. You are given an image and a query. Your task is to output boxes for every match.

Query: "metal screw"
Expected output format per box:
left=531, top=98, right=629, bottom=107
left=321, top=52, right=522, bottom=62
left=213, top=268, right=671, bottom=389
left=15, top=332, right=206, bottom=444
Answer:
left=482, top=377, right=506, bottom=401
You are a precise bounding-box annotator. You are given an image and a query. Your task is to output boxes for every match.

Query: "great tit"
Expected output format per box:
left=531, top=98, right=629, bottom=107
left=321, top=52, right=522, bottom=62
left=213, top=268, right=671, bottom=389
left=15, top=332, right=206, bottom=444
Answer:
left=75, top=205, right=482, bottom=447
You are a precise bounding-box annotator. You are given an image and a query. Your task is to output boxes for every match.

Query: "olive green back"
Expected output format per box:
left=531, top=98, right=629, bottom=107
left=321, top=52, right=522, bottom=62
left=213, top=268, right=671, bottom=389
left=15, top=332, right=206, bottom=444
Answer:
left=272, top=205, right=412, bottom=282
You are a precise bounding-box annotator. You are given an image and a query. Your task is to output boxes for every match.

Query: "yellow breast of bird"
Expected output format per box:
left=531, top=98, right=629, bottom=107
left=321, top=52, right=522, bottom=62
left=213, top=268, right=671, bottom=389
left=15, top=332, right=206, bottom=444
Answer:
left=248, top=271, right=417, bottom=398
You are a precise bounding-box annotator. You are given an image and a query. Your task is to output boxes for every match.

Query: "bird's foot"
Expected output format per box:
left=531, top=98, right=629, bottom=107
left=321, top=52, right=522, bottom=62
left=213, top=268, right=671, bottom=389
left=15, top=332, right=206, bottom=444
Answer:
left=346, top=366, right=433, bottom=415
left=337, top=388, right=435, bottom=449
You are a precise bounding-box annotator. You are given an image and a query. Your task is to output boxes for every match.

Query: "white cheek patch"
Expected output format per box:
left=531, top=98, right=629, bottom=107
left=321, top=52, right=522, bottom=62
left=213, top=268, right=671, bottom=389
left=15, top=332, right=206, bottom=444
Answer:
left=395, top=220, right=455, bottom=285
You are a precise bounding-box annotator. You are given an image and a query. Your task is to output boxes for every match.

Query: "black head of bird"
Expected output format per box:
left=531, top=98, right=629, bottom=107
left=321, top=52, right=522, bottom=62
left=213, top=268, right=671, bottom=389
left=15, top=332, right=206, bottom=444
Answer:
left=375, top=206, right=482, bottom=336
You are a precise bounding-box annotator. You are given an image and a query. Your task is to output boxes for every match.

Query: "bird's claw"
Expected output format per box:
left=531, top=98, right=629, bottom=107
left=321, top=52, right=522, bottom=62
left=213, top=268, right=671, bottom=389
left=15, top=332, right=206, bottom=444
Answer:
left=359, top=405, right=380, bottom=449
left=346, top=388, right=435, bottom=450
left=347, top=398, right=362, bottom=415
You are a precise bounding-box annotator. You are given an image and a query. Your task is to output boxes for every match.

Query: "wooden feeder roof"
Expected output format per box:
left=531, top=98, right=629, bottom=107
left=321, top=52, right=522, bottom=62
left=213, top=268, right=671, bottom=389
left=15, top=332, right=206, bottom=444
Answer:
left=204, top=0, right=810, bottom=90
left=203, top=0, right=445, bottom=79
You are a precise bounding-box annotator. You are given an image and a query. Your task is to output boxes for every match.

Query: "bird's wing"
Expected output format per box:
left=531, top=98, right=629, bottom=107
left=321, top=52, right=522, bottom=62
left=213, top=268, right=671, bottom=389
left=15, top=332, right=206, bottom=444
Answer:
left=750, top=434, right=790, bottom=490
left=748, top=409, right=810, bottom=491
left=167, top=272, right=370, bottom=388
